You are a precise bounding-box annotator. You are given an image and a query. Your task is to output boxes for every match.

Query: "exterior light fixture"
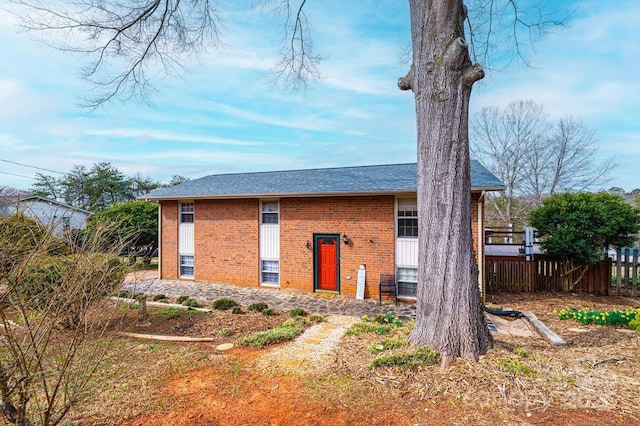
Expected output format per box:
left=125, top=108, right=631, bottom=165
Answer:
left=342, top=234, right=349, bottom=244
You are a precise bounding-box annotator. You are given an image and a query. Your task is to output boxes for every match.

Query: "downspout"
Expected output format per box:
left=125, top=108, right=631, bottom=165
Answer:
left=157, top=202, right=162, bottom=279
left=477, top=191, right=485, bottom=299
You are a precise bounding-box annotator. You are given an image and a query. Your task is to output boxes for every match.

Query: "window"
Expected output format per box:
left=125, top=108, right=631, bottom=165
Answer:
left=261, top=201, right=279, bottom=225
left=397, top=198, right=418, bottom=238
left=180, top=203, right=194, bottom=223
left=261, top=260, right=279, bottom=284
left=180, top=255, right=194, bottom=277
left=397, top=267, right=417, bottom=297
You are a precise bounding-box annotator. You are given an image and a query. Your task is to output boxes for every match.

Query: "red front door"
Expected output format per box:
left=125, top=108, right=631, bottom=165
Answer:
left=316, top=236, right=338, bottom=291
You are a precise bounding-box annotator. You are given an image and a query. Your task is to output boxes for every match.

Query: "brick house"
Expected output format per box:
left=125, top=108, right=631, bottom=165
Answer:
left=142, top=162, right=502, bottom=300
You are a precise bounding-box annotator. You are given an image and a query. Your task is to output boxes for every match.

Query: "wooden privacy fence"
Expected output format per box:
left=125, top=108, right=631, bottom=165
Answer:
left=485, top=255, right=613, bottom=295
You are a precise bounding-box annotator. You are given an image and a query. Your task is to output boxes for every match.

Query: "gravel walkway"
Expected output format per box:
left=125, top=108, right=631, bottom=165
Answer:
left=256, top=315, right=359, bottom=375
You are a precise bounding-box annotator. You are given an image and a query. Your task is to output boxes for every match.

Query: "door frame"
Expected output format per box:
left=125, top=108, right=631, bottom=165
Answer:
left=313, top=233, right=340, bottom=293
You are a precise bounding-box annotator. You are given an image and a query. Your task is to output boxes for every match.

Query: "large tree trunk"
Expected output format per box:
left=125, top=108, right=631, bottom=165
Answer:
left=402, top=0, right=493, bottom=364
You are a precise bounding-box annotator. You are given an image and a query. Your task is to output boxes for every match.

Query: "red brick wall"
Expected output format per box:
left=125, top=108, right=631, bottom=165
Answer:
left=279, top=196, right=396, bottom=298
left=471, top=192, right=481, bottom=258
left=159, top=194, right=486, bottom=299
left=160, top=201, right=178, bottom=279
left=194, top=199, right=260, bottom=286
left=470, top=192, right=486, bottom=297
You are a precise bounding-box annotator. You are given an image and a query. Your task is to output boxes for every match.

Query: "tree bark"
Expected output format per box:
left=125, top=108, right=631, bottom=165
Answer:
left=404, top=0, right=492, bottom=364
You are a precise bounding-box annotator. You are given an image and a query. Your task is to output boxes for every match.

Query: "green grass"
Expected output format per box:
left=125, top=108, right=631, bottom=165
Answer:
left=247, top=302, right=269, bottom=313
left=235, top=320, right=303, bottom=348
left=512, top=346, right=538, bottom=360
left=289, top=308, right=307, bottom=317
left=181, top=298, right=199, bottom=308
left=347, top=313, right=404, bottom=336
left=217, top=328, right=234, bottom=337
left=370, top=346, right=439, bottom=370
left=152, top=306, right=205, bottom=318
left=212, top=298, right=238, bottom=310
left=497, top=358, right=538, bottom=378
left=308, top=313, right=325, bottom=323
left=345, top=321, right=379, bottom=336
left=368, top=336, right=407, bottom=354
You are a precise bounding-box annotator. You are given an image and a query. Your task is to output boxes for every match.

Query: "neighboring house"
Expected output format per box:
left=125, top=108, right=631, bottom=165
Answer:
left=0, top=195, right=92, bottom=238
left=141, top=162, right=503, bottom=300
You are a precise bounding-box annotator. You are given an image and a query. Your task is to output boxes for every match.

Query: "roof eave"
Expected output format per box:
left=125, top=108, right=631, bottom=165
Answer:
left=472, top=186, right=505, bottom=192
left=140, top=186, right=504, bottom=201
left=140, top=190, right=416, bottom=201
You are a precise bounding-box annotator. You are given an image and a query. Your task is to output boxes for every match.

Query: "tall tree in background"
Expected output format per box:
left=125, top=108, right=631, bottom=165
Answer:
left=131, top=174, right=163, bottom=197
left=471, top=100, right=614, bottom=227
left=30, top=163, right=133, bottom=211
left=167, top=175, right=191, bottom=187
left=60, top=165, right=90, bottom=208
left=89, top=200, right=159, bottom=264
left=31, top=173, right=64, bottom=200
left=31, top=164, right=183, bottom=211
left=11, top=0, right=561, bottom=364
left=84, top=162, right=134, bottom=210
left=471, top=100, right=548, bottom=227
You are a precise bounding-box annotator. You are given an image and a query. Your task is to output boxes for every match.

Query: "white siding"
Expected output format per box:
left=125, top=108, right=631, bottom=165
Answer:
left=395, top=238, right=418, bottom=267
left=178, top=223, right=194, bottom=255
left=260, top=225, right=280, bottom=259
left=2, top=199, right=90, bottom=238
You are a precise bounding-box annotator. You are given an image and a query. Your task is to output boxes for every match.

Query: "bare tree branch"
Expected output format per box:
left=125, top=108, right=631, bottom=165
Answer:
left=471, top=100, right=615, bottom=227
left=8, top=0, right=222, bottom=108
left=465, top=0, right=568, bottom=71
left=253, top=0, right=322, bottom=91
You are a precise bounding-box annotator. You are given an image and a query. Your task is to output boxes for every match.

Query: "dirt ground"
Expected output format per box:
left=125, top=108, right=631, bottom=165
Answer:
left=67, top=292, right=640, bottom=425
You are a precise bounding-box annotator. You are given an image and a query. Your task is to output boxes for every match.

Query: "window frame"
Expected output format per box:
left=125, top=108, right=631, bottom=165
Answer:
left=180, top=202, right=195, bottom=223
left=396, top=267, right=417, bottom=298
left=261, top=200, right=279, bottom=225
left=397, top=198, right=418, bottom=238
left=260, top=259, right=279, bottom=285
left=179, top=255, right=194, bottom=278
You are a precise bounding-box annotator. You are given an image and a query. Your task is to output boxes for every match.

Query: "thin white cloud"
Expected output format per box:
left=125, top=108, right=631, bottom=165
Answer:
left=84, top=128, right=263, bottom=146
left=0, top=78, right=40, bottom=123
left=0, top=133, right=30, bottom=151
left=206, top=101, right=334, bottom=132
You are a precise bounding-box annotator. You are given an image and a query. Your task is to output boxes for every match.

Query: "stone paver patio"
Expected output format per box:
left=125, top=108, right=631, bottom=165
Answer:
left=123, top=273, right=417, bottom=320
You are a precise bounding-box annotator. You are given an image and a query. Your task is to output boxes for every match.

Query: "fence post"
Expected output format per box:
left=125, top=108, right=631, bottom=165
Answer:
left=622, top=247, right=630, bottom=296
left=616, top=247, right=622, bottom=296
left=633, top=248, right=638, bottom=298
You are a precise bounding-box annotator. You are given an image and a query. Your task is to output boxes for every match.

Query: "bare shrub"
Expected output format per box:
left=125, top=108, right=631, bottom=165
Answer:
left=0, top=215, right=133, bottom=425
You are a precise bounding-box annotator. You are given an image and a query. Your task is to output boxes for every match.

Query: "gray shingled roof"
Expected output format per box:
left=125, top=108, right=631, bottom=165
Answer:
left=141, top=160, right=503, bottom=200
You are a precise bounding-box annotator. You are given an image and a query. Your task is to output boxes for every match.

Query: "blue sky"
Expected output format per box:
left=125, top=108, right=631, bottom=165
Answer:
left=0, top=0, right=638, bottom=191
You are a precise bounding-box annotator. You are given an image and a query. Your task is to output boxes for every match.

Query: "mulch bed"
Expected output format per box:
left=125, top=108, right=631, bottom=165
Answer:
left=332, top=292, right=640, bottom=421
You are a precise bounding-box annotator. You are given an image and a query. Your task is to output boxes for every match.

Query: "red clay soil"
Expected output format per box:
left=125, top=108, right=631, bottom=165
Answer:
left=120, top=349, right=457, bottom=426
left=114, top=292, right=639, bottom=425
left=118, top=348, right=632, bottom=426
